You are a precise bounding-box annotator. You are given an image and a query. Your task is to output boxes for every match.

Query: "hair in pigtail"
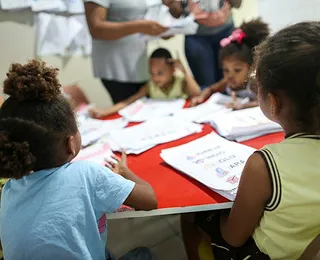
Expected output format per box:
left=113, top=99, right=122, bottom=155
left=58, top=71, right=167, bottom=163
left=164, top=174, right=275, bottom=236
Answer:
left=220, top=18, right=270, bottom=65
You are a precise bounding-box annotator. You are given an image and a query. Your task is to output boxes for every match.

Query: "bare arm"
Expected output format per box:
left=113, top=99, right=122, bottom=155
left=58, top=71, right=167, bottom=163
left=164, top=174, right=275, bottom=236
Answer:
left=89, top=85, right=148, bottom=118
left=84, top=3, right=167, bottom=41
left=190, top=78, right=228, bottom=106
left=220, top=153, right=272, bottom=247
left=183, top=73, right=201, bottom=97
left=108, top=151, right=157, bottom=210
left=0, top=95, right=4, bottom=107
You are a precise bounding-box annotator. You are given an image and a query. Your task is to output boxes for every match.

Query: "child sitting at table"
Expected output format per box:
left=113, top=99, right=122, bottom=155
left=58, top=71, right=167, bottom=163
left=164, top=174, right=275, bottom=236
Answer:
left=0, top=60, right=157, bottom=260
left=90, top=48, right=201, bottom=118
left=190, top=18, right=270, bottom=110
left=182, top=21, right=320, bottom=260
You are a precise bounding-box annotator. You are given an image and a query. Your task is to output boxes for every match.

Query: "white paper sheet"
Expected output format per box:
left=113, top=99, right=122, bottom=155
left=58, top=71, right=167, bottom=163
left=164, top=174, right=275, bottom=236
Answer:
left=161, top=133, right=255, bottom=194
left=36, top=13, right=91, bottom=56
left=74, top=142, right=115, bottom=165
left=66, top=0, right=84, bottom=14
left=142, top=5, right=198, bottom=39
left=0, top=0, right=31, bottom=10
left=210, top=107, right=283, bottom=141
left=119, top=98, right=185, bottom=122
left=35, top=13, right=67, bottom=56
left=109, top=117, right=203, bottom=154
left=77, top=115, right=128, bottom=147
left=32, top=0, right=66, bottom=12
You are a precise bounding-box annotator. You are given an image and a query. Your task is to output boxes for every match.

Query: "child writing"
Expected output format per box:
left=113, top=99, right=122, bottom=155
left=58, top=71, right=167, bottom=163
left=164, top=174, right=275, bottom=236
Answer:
left=182, top=21, right=320, bottom=260
left=190, top=18, right=269, bottom=110
left=0, top=60, right=157, bottom=260
left=90, top=48, right=201, bottom=118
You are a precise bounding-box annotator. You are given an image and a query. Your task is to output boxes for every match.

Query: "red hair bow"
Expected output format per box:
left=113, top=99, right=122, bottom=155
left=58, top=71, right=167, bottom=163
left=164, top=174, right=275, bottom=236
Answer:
left=220, top=29, right=246, bottom=47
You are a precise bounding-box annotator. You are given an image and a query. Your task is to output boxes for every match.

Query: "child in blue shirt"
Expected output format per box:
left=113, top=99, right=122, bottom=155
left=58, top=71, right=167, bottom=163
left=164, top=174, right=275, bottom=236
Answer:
left=0, top=60, right=157, bottom=260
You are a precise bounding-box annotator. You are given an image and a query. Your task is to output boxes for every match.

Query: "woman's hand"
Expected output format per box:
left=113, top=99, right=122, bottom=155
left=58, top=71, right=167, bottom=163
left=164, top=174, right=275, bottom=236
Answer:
left=193, top=1, right=231, bottom=27
left=105, top=151, right=129, bottom=177
left=139, top=20, right=169, bottom=36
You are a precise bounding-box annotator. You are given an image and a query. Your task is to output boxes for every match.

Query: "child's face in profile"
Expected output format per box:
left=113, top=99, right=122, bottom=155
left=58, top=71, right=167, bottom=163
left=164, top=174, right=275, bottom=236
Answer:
left=149, top=58, right=175, bottom=88
left=222, top=56, right=250, bottom=90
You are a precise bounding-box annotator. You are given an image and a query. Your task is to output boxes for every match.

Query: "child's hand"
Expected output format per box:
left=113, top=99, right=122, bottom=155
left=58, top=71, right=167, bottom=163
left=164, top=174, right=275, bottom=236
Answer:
left=89, top=107, right=110, bottom=119
left=168, top=59, right=186, bottom=74
left=105, top=151, right=129, bottom=176
left=190, top=95, right=205, bottom=107
left=226, top=91, right=245, bottom=110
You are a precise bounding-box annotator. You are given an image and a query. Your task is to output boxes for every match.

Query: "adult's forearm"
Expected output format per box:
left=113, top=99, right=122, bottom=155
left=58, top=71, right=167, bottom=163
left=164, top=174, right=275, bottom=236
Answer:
left=89, top=20, right=143, bottom=41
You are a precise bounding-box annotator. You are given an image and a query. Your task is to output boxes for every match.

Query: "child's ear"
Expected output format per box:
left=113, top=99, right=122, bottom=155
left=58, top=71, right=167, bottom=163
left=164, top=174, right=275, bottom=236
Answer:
left=66, top=136, right=76, bottom=156
left=268, top=92, right=281, bottom=118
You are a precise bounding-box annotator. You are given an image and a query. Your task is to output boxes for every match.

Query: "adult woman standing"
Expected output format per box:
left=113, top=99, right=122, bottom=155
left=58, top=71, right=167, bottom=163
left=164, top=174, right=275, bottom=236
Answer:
left=164, top=0, right=242, bottom=88
left=84, top=1, right=168, bottom=103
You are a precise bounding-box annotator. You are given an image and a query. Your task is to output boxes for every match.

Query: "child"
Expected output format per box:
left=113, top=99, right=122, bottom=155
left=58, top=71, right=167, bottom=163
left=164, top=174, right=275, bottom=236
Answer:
left=0, top=60, right=157, bottom=260
left=90, top=48, right=201, bottom=118
left=0, top=95, right=3, bottom=107
left=182, top=21, right=320, bottom=260
left=190, top=18, right=269, bottom=110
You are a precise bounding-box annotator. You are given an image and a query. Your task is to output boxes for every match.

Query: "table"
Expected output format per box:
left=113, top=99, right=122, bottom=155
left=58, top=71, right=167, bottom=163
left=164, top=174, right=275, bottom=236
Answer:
left=108, top=116, right=284, bottom=219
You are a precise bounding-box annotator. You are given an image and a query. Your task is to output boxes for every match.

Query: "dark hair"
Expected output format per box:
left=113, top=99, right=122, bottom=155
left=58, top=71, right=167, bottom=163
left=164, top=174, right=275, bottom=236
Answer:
left=220, top=18, right=270, bottom=65
left=150, top=48, right=172, bottom=60
left=0, top=60, right=78, bottom=179
left=255, top=22, right=320, bottom=132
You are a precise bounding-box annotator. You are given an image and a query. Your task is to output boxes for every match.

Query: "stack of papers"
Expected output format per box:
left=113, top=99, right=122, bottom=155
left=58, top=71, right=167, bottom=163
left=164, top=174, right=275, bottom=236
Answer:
left=78, top=115, right=127, bottom=147
left=142, top=4, right=198, bottom=39
left=161, top=133, right=255, bottom=201
left=119, top=98, right=185, bottom=122
left=108, top=117, right=203, bottom=154
left=173, top=93, right=233, bottom=123
left=210, top=107, right=283, bottom=142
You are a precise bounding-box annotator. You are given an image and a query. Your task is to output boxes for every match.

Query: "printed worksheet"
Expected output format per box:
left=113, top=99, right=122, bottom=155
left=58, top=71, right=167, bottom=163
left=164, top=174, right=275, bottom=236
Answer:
left=161, top=133, right=255, bottom=192
left=74, top=142, right=114, bottom=165
left=118, top=98, right=185, bottom=122
left=211, top=106, right=282, bottom=140
left=109, top=117, right=203, bottom=154
left=77, top=116, right=127, bottom=147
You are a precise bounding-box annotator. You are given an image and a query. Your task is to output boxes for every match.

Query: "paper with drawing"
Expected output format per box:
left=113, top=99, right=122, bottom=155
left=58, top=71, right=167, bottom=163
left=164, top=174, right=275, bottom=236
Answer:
left=161, top=133, right=255, bottom=192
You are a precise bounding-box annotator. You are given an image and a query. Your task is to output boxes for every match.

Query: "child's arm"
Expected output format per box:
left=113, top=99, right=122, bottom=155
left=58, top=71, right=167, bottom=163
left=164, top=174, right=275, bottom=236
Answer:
left=89, top=85, right=148, bottom=118
left=107, top=151, right=157, bottom=210
left=226, top=92, right=259, bottom=110
left=0, top=95, right=4, bottom=107
left=190, top=78, right=228, bottom=107
left=220, top=153, right=272, bottom=247
left=175, top=60, right=201, bottom=97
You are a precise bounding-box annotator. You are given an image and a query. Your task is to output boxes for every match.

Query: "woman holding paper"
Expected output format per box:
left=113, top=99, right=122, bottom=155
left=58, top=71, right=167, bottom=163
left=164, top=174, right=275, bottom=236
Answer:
left=163, top=0, right=242, bottom=88
left=84, top=0, right=168, bottom=103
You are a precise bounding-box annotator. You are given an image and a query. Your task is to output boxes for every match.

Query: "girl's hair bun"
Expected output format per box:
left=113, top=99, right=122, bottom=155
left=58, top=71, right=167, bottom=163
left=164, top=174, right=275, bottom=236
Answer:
left=3, top=59, right=61, bottom=102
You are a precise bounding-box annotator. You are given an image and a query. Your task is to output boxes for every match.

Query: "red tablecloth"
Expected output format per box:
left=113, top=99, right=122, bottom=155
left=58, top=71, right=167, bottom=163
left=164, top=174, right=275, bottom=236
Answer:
left=106, top=112, right=284, bottom=210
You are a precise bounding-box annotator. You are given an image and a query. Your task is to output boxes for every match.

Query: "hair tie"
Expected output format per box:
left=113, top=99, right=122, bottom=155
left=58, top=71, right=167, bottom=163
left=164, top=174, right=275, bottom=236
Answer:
left=220, top=29, right=247, bottom=48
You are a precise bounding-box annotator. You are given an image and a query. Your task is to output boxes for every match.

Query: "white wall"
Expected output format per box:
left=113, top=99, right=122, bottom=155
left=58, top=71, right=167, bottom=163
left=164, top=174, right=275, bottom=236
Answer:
left=0, top=1, right=258, bottom=107
left=0, top=10, right=111, bottom=107
left=258, top=0, right=320, bottom=33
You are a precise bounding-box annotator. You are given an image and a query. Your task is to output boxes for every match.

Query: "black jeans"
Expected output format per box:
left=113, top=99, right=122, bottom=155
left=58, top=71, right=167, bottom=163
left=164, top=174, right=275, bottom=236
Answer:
left=101, top=79, right=146, bottom=104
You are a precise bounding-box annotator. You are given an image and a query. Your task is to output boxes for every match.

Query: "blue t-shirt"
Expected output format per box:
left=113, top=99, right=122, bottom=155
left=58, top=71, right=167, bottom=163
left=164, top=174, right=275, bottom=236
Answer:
left=0, top=161, right=135, bottom=260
